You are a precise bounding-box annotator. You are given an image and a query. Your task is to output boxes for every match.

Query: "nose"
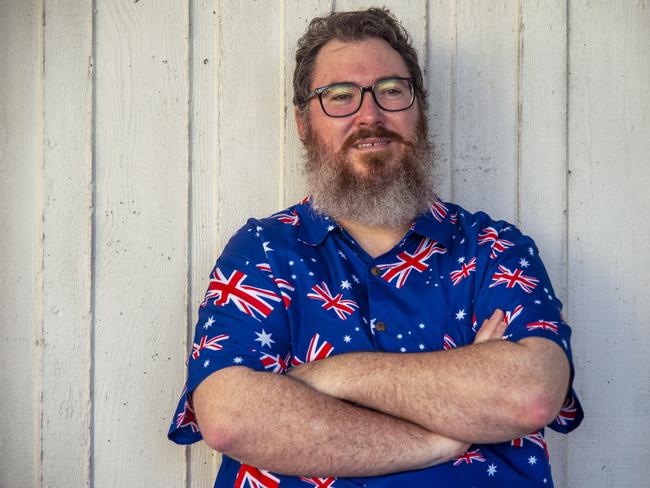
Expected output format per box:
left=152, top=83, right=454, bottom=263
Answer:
left=354, top=90, right=385, bottom=126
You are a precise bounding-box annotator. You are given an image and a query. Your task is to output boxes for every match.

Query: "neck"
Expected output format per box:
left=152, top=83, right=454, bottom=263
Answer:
left=338, top=218, right=411, bottom=258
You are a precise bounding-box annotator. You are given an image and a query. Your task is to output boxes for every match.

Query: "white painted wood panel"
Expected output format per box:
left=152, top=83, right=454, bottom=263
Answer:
left=283, top=0, right=332, bottom=207
left=93, top=0, right=189, bottom=485
left=518, top=1, right=569, bottom=483
left=41, top=1, right=93, bottom=486
left=427, top=0, right=455, bottom=201
left=217, top=0, right=283, bottom=248
left=0, top=2, right=41, bottom=487
left=454, top=0, right=518, bottom=221
left=188, top=0, right=221, bottom=484
left=567, top=1, right=650, bottom=486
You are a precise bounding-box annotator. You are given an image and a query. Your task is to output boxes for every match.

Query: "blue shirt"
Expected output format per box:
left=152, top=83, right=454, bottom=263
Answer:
left=169, top=199, right=583, bottom=487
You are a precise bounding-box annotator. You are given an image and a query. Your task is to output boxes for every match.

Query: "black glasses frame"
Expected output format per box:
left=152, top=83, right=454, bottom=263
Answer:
left=305, top=77, right=416, bottom=118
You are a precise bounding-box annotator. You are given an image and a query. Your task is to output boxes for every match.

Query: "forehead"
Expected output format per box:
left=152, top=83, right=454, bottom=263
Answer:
left=311, top=37, right=411, bottom=88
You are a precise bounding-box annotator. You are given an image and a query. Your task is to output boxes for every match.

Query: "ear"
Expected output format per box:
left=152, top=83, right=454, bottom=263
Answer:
left=295, top=107, right=307, bottom=142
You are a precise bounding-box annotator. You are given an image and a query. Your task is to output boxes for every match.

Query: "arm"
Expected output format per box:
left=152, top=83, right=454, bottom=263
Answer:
left=193, top=366, right=469, bottom=478
left=288, top=310, right=570, bottom=444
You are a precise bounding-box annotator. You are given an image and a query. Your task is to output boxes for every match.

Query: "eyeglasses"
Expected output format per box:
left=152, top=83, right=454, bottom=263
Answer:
left=306, top=77, right=416, bottom=118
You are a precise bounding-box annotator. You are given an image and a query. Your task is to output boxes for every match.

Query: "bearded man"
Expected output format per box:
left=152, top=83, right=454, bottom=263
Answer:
left=169, top=8, right=582, bottom=487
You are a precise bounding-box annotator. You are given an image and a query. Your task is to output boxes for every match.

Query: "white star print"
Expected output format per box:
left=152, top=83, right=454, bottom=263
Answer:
left=255, top=329, right=275, bottom=348
left=203, top=359, right=210, bottom=368
left=352, top=274, right=360, bottom=283
left=291, top=274, right=297, bottom=279
left=262, top=241, right=273, bottom=252
left=528, top=246, right=535, bottom=256
left=341, top=280, right=352, bottom=290
left=418, top=344, right=425, bottom=350
left=458, top=256, right=466, bottom=263
left=460, top=238, right=465, bottom=244
left=503, top=226, right=512, bottom=232
left=369, top=318, right=377, bottom=335
left=543, top=287, right=549, bottom=293
left=528, top=456, right=537, bottom=465
left=308, top=271, right=314, bottom=276
left=288, top=260, right=294, bottom=266
left=311, top=257, right=317, bottom=262
left=519, top=258, right=530, bottom=268
left=397, top=334, right=403, bottom=339
left=203, top=316, right=215, bottom=330
left=337, top=250, right=348, bottom=260
left=400, top=347, right=406, bottom=352
left=233, top=356, right=243, bottom=364
left=419, top=323, right=425, bottom=329
left=355, top=327, right=360, bottom=332
left=487, top=463, right=497, bottom=476
left=327, top=225, right=335, bottom=232
left=343, top=335, right=351, bottom=343
left=256, top=226, right=263, bottom=232
left=562, top=339, right=568, bottom=349
left=534, top=299, right=542, bottom=304
left=455, top=309, right=466, bottom=320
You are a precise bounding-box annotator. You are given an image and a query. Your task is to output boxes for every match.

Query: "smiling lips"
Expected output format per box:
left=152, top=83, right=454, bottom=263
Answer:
left=352, top=138, right=390, bottom=149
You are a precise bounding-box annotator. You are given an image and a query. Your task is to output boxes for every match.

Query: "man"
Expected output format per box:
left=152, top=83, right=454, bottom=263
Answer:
left=169, top=8, right=582, bottom=487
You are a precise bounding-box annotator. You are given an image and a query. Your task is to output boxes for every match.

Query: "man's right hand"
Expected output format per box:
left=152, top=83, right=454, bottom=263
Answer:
left=473, top=309, right=508, bottom=344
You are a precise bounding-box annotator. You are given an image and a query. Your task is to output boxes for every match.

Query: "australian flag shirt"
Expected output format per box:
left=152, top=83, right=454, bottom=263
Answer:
left=169, top=198, right=583, bottom=487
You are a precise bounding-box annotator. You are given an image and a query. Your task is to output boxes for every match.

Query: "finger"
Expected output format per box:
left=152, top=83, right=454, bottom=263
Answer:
left=495, top=319, right=509, bottom=339
left=475, top=309, right=505, bottom=343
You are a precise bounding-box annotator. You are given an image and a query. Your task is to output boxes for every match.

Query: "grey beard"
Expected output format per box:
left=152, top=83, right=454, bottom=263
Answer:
left=303, top=123, right=437, bottom=227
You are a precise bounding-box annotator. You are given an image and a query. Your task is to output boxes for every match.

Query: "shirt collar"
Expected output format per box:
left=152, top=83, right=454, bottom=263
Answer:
left=296, top=198, right=455, bottom=249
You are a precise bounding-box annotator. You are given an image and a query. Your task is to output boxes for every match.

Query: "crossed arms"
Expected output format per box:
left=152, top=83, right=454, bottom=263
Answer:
left=193, top=309, right=570, bottom=478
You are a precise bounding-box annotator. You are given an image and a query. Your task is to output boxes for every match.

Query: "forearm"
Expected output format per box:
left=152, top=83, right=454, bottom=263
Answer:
left=193, top=366, right=467, bottom=477
left=289, top=338, right=569, bottom=444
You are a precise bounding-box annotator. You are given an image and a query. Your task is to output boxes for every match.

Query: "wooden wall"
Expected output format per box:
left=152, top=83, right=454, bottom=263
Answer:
left=1, top=1, right=648, bottom=486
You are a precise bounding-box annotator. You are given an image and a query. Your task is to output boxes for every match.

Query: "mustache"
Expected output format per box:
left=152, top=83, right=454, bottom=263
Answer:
left=341, top=127, right=410, bottom=151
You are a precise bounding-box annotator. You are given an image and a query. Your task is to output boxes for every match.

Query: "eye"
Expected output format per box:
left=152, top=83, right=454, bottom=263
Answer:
left=322, top=84, right=357, bottom=104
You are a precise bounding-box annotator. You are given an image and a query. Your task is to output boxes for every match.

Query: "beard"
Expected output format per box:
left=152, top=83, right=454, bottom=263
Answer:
left=303, top=113, right=437, bottom=227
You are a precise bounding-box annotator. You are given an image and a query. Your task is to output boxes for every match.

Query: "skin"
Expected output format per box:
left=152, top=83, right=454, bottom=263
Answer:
left=194, top=37, right=571, bottom=475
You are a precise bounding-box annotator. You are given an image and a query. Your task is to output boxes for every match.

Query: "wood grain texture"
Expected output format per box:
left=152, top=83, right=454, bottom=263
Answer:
left=283, top=0, right=332, bottom=207
left=188, top=0, right=221, bottom=485
left=0, top=1, right=41, bottom=486
left=454, top=0, right=518, bottom=221
left=517, top=1, right=569, bottom=482
left=93, top=0, right=189, bottom=485
left=41, top=1, right=93, bottom=486
left=427, top=0, right=455, bottom=201
left=217, top=0, right=283, bottom=248
left=567, top=1, right=650, bottom=486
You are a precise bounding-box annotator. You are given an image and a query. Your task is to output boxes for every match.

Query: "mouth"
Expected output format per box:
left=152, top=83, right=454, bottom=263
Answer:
left=351, top=138, right=391, bottom=150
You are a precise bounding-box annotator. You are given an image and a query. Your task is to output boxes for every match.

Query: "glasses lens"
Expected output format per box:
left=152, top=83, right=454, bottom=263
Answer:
left=373, top=78, right=414, bottom=111
left=320, top=83, right=360, bottom=117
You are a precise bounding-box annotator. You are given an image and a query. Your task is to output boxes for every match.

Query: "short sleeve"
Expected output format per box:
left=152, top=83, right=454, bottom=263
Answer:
left=168, top=220, right=292, bottom=445
left=473, top=223, right=583, bottom=433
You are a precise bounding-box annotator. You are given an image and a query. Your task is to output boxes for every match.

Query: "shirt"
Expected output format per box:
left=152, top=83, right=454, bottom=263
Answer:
left=168, top=198, right=583, bottom=487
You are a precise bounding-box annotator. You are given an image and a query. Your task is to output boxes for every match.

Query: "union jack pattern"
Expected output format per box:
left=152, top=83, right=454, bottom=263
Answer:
left=202, top=268, right=282, bottom=319
left=443, top=334, right=458, bottom=350
left=449, top=257, right=477, bottom=286
left=453, top=449, right=486, bottom=466
left=511, top=430, right=549, bottom=460
left=478, top=226, right=515, bottom=259
left=377, top=237, right=446, bottom=288
left=489, top=265, right=540, bottom=294
left=235, top=464, right=281, bottom=488
left=169, top=199, right=582, bottom=487
left=299, top=477, right=337, bottom=487
left=429, top=200, right=449, bottom=222
left=273, top=278, right=295, bottom=309
left=307, top=281, right=359, bottom=320
left=526, top=320, right=560, bottom=334
left=554, top=396, right=578, bottom=426
left=192, top=334, right=229, bottom=359
left=291, top=333, right=334, bottom=366
left=260, top=351, right=291, bottom=374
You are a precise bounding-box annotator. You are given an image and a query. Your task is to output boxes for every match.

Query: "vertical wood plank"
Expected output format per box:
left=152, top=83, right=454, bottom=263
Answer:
left=283, top=0, right=332, bottom=207
left=518, top=0, right=568, bottom=484
left=93, top=0, right=189, bottom=485
left=567, top=1, right=650, bottom=486
left=427, top=0, right=455, bottom=201
left=41, top=1, right=93, bottom=486
left=454, top=1, right=518, bottom=221
left=0, top=1, right=42, bottom=486
left=188, top=0, right=221, bottom=485
left=217, top=0, right=283, bottom=248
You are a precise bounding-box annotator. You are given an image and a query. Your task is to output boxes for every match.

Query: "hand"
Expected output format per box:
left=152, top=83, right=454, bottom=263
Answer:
left=474, top=309, right=508, bottom=344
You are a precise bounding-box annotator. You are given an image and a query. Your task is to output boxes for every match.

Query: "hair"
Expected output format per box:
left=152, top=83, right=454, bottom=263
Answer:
left=293, top=8, right=428, bottom=112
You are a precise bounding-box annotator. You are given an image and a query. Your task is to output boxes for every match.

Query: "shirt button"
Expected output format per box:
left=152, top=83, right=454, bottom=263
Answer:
left=370, top=266, right=381, bottom=276
left=375, top=321, right=387, bottom=332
